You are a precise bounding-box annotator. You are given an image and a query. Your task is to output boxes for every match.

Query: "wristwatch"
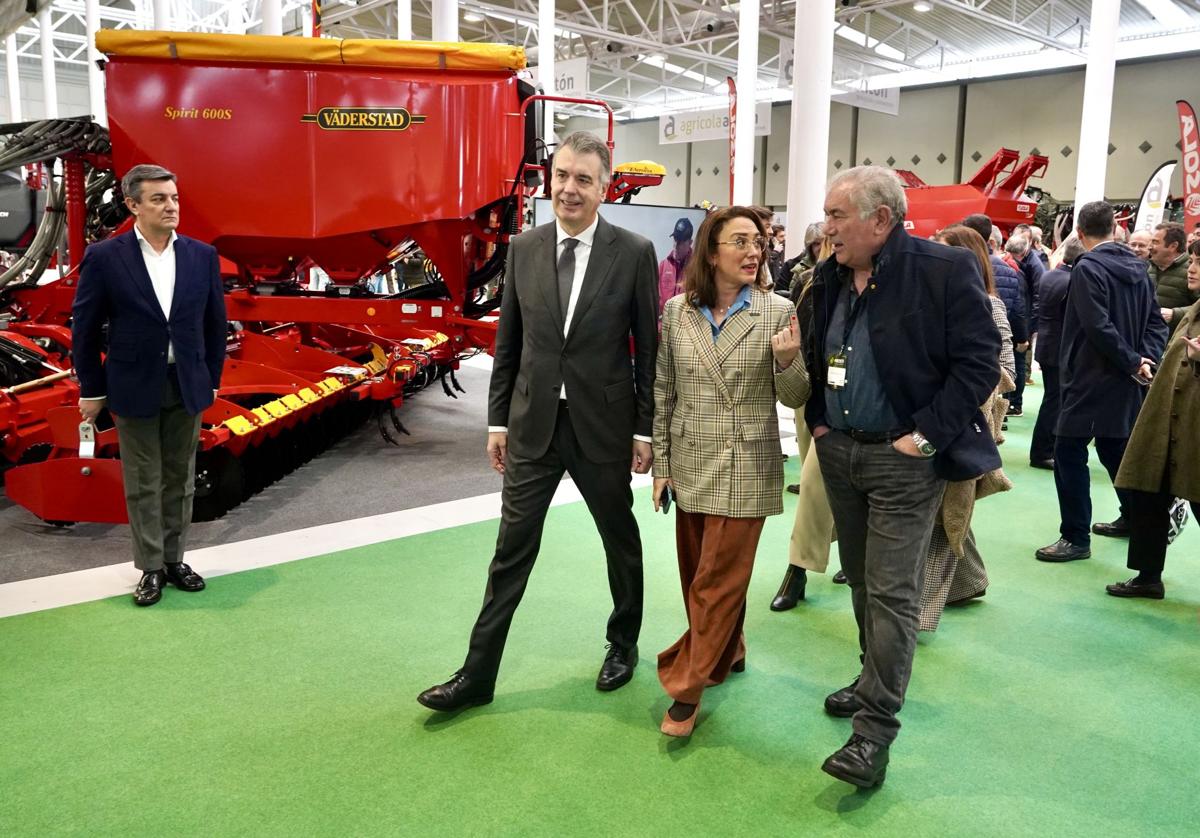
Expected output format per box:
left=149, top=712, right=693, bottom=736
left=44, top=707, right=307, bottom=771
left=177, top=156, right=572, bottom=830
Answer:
left=911, top=431, right=936, bottom=456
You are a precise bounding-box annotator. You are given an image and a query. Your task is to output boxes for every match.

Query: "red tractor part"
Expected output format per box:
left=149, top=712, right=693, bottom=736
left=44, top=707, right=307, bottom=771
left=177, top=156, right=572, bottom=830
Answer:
left=900, top=148, right=1049, bottom=239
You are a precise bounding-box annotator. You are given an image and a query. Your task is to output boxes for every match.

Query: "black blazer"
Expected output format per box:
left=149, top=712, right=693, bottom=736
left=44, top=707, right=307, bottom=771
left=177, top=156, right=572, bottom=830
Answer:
left=488, top=216, right=658, bottom=463
left=1034, top=264, right=1071, bottom=367
left=72, top=230, right=227, bottom=418
left=1056, top=242, right=1169, bottom=438
left=805, top=225, right=1002, bottom=481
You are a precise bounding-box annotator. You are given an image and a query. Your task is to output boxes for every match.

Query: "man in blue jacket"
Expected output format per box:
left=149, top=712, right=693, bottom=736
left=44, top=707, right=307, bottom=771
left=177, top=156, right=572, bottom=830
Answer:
left=72, top=164, right=227, bottom=606
left=1035, top=202, right=1168, bottom=562
left=807, top=167, right=1000, bottom=788
left=1028, top=238, right=1085, bottom=469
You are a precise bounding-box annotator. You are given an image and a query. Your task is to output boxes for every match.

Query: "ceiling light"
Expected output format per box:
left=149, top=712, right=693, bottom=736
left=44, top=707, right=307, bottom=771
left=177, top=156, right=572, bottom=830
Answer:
left=463, top=13, right=484, bottom=23
left=913, top=1, right=933, bottom=11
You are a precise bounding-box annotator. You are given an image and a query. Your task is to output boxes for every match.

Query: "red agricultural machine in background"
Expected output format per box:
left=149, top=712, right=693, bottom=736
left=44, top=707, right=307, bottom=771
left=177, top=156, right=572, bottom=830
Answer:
left=0, top=30, right=661, bottom=526
left=899, top=148, right=1049, bottom=238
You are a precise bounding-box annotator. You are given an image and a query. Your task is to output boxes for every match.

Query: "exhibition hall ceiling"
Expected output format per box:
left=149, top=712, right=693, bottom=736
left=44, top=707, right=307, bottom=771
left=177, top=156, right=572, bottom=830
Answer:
left=4, top=1, right=1200, bottom=119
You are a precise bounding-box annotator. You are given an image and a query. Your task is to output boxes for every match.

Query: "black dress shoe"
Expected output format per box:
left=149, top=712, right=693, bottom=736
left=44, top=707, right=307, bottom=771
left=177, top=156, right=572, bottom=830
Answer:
left=824, top=675, right=862, bottom=718
left=832, top=570, right=848, bottom=585
left=164, top=562, right=205, bottom=592
left=1029, top=459, right=1055, bottom=470
left=417, top=671, right=495, bottom=711
left=822, top=733, right=889, bottom=788
left=770, top=566, right=806, bottom=611
left=1035, top=539, right=1091, bottom=562
left=1092, top=516, right=1130, bottom=538
left=596, top=644, right=637, bottom=691
left=133, top=570, right=166, bottom=607
left=1006, top=406, right=1023, bottom=417
left=1105, top=577, right=1165, bottom=599
left=786, top=483, right=800, bottom=494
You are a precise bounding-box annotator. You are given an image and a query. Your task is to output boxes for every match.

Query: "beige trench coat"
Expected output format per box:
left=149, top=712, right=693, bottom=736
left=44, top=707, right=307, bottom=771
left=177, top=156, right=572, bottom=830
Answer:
left=653, top=289, right=810, bottom=517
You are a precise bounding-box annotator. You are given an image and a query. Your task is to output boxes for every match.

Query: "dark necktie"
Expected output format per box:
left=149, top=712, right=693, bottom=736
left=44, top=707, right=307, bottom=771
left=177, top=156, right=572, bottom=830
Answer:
left=557, top=238, right=579, bottom=323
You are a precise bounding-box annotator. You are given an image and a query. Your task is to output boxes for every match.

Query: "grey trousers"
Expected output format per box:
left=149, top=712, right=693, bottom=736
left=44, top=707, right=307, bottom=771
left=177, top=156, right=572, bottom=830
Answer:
left=815, top=430, right=946, bottom=746
left=113, top=369, right=203, bottom=572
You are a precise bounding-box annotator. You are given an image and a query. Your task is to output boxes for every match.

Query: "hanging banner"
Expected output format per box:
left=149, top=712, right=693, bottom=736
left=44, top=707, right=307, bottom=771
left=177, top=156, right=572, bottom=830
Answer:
left=832, top=86, right=900, bottom=116
left=658, top=102, right=772, bottom=145
left=727, top=77, right=736, bottom=205
left=1133, top=161, right=1177, bottom=233
left=526, top=57, right=589, bottom=98
left=1178, top=100, right=1200, bottom=230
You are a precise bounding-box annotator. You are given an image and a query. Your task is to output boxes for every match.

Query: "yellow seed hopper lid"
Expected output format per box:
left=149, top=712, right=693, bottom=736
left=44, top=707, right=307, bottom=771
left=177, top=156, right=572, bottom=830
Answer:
left=615, top=161, right=667, bottom=176
left=95, top=30, right=526, bottom=71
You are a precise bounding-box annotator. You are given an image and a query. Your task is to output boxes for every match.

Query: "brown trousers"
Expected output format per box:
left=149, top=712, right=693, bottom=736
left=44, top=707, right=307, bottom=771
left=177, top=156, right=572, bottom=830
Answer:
left=657, top=510, right=765, bottom=704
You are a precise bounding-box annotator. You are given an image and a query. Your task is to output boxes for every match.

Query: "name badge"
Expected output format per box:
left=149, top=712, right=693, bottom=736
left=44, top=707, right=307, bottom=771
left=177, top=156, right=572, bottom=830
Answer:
left=827, top=353, right=847, bottom=389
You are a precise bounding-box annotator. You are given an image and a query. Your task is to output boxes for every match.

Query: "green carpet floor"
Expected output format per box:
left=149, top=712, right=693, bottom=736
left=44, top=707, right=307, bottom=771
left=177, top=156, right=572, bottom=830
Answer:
left=3, top=383, right=1199, bottom=837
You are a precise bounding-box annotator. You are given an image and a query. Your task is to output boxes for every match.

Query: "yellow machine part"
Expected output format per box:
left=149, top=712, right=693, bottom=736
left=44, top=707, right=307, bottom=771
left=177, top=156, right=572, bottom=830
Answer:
left=95, top=30, right=526, bottom=71
left=615, top=161, right=667, bottom=176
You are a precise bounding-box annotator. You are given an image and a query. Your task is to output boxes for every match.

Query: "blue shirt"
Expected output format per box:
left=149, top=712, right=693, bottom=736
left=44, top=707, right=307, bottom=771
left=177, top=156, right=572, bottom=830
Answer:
left=824, top=275, right=904, bottom=433
left=699, top=284, right=753, bottom=343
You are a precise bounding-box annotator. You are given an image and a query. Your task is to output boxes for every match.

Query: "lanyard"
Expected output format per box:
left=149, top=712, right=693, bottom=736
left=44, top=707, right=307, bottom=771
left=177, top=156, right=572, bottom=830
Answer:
left=841, top=281, right=869, bottom=350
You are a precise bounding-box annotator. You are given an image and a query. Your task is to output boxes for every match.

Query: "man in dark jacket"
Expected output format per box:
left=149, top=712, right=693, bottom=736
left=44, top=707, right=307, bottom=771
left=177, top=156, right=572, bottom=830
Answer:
left=1149, top=222, right=1199, bottom=335
left=1028, top=238, right=1085, bottom=468
left=1036, top=203, right=1169, bottom=561
left=807, top=167, right=1000, bottom=789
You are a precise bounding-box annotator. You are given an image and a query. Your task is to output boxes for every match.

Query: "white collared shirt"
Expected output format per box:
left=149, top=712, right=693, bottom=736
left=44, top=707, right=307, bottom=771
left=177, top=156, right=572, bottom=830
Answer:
left=134, top=224, right=179, bottom=363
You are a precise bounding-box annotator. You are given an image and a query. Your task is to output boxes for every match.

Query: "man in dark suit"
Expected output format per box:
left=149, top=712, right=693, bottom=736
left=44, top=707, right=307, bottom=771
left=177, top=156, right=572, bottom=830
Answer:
left=1028, top=238, right=1085, bottom=469
left=418, top=132, right=658, bottom=712
left=806, top=166, right=1001, bottom=788
left=1035, top=202, right=1168, bottom=562
left=72, top=164, right=227, bottom=606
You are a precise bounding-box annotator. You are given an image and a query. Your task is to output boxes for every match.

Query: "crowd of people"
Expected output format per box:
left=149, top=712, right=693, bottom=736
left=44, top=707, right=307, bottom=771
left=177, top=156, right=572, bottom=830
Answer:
left=413, top=137, right=1200, bottom=788
left=76, top=132, right=1197, bottom=794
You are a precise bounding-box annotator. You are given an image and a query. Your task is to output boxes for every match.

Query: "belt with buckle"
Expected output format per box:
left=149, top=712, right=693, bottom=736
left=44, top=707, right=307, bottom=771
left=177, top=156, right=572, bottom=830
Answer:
left=841, top=428, right=911, bottom=444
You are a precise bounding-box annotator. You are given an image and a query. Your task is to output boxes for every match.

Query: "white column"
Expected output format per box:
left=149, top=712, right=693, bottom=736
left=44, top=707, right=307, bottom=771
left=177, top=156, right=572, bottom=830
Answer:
left=5, top=35, right=22, bottom=123
left=732, top=1, right=759, bottom=205
left=39, top=5, right=58, bottom=119
left=396, top=0, right=412, bottom=40
left=784, top=1, right=834, bottom=259
left=538, top=0, right=555, bottom=145
left=1072, top=0, right=1121, bottom=209
left=432, top=0, right=459, bottom=42
left=261, top=0, right=283, bottom=36
left=228, top=0, right=247, bottom=35
left=85, top=0, right=106, bottom=126
left=152, top=0, right=171, bottom=29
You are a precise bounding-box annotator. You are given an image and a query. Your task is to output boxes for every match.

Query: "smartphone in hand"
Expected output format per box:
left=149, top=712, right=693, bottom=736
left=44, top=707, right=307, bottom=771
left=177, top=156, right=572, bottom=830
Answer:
left=660, top=484, right=673, bottom=514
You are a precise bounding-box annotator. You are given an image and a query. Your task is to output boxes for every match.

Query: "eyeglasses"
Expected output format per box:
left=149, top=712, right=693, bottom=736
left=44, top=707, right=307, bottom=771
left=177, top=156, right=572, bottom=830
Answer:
left=716, top=236, right=768, bottom=252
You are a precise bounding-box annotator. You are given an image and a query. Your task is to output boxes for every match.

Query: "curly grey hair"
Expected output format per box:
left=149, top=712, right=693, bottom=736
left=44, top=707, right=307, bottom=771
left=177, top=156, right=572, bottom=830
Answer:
left=827, top=165, right=907, bottom=224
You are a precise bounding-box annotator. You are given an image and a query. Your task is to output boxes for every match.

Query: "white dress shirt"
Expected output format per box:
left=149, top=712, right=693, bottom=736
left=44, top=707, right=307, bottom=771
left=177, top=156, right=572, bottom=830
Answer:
left=134, top=224, right=179, bottom=363
left=489, top=217, right=650, bottom=443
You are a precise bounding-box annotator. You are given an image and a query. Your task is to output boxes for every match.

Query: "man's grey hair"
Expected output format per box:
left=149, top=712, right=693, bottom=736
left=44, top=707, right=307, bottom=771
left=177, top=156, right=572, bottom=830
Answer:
left=122, top=164, right=176, bottom=203
left=828, top=165, right=907, bottom=223
left=1030, top=225, right=1044, bottom=243
left=1004, top=233, right=1029, bottom=257
left=558, top=131, right=611, bottom=187
left=989, top=227, right=1003, bottom=248
left=1062, top=237, right=1086, bottom=265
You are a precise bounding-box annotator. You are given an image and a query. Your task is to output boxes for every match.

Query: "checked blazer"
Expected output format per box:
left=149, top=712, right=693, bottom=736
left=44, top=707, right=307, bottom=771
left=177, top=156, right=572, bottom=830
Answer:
left=652, top=288, right=811, bottom=517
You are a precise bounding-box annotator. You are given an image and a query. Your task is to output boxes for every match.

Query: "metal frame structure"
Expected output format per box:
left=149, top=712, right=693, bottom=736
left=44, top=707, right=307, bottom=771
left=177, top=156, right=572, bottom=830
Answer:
left=4, top=1, right=1200, bottom=121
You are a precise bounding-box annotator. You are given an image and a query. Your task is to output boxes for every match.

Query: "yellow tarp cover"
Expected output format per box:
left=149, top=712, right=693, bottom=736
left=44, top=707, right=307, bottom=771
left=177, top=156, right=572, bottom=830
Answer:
left=95, top=30, right=526, bottom=71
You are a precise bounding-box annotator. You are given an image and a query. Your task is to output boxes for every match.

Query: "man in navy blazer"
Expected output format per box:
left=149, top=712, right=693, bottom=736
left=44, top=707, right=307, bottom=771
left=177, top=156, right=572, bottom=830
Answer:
left=72, top=164, right=227, bottom=606
left=805, top=166, right=1000, bottom=789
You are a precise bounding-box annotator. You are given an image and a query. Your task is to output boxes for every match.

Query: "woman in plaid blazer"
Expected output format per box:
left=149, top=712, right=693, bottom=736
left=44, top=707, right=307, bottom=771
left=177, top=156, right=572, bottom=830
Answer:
left=652, top=206, right=811, bottom=736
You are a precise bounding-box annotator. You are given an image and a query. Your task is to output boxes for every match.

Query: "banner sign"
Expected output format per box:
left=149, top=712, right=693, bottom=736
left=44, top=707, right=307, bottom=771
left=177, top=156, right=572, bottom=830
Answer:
left=1133, top=161, right=1177, bottom=233
left=658, top=101, right=772, bottom=145
left=832, top=86, right=900, bottom=116
left=527, top=57, right=589, bottom=98
left=1178, top=100, right=1200, bottom=230
left=727, top=77, right=736, bottom=205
